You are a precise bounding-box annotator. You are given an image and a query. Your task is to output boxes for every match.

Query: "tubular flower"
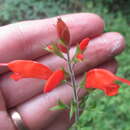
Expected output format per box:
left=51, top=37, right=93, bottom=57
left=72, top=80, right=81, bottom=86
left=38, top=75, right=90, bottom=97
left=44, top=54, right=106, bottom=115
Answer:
left=76, top=53, right=84, bottom=61
left=85, top=69, right=130, bottom=96
left=79, top=37, right=90, bottom=51
left=44, top=69, right=64, bottom=93
left=0, top=60, right=53, bottom=80
left=57, top=18, right=70, bottom=44
left=47, top=45, right=53, bottom=50
left=57, top=44, right=67, bottom=53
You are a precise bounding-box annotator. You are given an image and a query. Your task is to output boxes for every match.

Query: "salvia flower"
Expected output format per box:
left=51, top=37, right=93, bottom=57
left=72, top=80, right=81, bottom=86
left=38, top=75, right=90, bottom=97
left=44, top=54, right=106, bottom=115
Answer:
left=76, top=53, right=84, bottom=61
left=57, top=18, right=70, bottom=44
left=0, top=60, right=53, bottom=80
left=47, top=45, right=53, bottom=50
left=57, top=44, right=67, bottom=53
left=44, top=69, right=64, bottom=93
left=85, top=69, right=130, bottom=96
left=79, top=37, right=90, bottom=51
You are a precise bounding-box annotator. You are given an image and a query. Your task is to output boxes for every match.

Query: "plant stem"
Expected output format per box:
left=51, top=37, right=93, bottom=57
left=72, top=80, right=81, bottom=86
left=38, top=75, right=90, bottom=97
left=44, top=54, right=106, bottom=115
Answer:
left=66, top=50, right=80, bottom=128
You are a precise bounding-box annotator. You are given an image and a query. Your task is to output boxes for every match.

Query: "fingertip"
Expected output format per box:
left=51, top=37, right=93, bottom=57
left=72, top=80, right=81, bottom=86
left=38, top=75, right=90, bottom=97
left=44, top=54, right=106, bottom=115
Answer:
left=108, top=32, right=125, bottom=55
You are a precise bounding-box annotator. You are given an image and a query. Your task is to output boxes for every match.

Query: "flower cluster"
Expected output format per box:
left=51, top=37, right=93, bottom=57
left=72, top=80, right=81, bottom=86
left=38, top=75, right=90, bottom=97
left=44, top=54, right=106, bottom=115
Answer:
left=0, top=18, right=130, bottom=97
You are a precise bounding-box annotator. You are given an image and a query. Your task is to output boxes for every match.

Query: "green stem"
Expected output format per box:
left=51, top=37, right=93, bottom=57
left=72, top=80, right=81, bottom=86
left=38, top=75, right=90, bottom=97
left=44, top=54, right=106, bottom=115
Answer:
left=67, top=50, right=80, bottom=128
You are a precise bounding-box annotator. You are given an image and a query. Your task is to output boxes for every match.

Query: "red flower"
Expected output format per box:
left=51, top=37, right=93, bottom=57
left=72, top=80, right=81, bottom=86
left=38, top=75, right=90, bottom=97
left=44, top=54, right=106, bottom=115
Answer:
left=79, top=37, right=90, bottom=51
left=57, top=44, right=67, bottom=53
left=57, top=18, right=70, bottom=44
left=85, top=69, right=130, bottom=96
left=47, top=45, right=53, bottom=50
left=44, top=69, right=64, bottom=93
left=0, top=60, right=53, bottom=80
left=76, top=53, right=84, bottom=61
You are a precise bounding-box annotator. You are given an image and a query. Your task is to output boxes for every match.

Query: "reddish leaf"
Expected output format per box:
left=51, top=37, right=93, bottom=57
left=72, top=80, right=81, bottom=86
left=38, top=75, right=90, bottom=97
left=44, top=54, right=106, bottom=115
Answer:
left=85, top=69, right=130, bottom=96
left=44, top=69, right=64, bottom=93
left=79, top=37, right=90, bottom=51
left=57, top=18, right=70, bottom=44
left=3, top=60, right=53, bottom=80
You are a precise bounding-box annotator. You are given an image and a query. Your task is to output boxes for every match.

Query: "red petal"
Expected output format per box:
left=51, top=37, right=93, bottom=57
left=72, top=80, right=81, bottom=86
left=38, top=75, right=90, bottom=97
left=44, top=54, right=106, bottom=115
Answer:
left=8, top=60, right=53, bottom=80
left=44, top=69, right=64, bottom=93
left=116, top=76, right=130, bottom=85
left=76, top=53, right=84, bottom=61
left=103, top=84, right=120, bottom=96
left=57, top=44, right=67, bottom=53
left=47, top=45, right=53, bottom=50
left=57, top=18, right=70, bottom=44
left=79, top=37, right=90, bottom=51
left=85, top=69, right=117, bottom=89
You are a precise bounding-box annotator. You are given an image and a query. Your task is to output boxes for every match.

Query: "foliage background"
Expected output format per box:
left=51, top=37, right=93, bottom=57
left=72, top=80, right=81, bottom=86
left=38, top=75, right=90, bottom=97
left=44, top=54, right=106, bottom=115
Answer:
left=0, top=0, right=130, bottom=130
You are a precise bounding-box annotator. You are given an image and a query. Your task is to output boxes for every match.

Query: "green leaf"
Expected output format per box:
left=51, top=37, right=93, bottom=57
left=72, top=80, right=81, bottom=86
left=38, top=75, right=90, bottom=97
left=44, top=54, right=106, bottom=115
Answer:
left=52, top=44, right=65, bottom=59
left=61, top=67, right=69, bottom=79
left=42, top=43, right=65, bottom=59
left=50, top=99, right=69, bottom=111
left=61, top=79, right=67, bottom=84
left=69, top=101, right=76, bottom=120
left=50, top=105, right=66, bottom=111
left=79, top=73, right=86, bottom=88
left=58, top=39, right=67, bottom=47
left=72, top=45, right=82, bottom=63
left=58, top=99, right=69, bottom=109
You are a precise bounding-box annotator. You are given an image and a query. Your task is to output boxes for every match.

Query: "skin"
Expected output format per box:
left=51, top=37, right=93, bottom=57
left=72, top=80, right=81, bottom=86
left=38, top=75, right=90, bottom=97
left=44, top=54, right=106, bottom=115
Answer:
left=0, top=13, right=125, bottom=130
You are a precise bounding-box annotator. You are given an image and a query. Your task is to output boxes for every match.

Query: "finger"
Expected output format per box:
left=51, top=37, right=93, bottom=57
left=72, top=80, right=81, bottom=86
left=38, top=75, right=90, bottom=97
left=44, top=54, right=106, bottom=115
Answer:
left=45, top=110, right=73, bottom=130
left=0, top=13, right=104, bottom=73
left=97, top=58, right=118, bottom=73
left=0, top=91, right=15, bottom=130
left=0, top=32, right=124, bottom=108
left=12, top=61, right=117, bottom=130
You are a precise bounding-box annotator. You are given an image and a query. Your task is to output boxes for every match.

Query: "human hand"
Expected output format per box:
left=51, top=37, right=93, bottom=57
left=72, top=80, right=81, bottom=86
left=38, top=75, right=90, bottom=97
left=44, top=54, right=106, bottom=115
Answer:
left=0, top=13, right=125, bottom=130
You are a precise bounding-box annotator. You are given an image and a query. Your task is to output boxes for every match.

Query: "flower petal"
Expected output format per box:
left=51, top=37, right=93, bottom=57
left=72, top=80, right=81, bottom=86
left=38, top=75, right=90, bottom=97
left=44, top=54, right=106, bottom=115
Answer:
left=44, top=69, right=64, bottom=93
left=86, top=69, right=117, bottom=89
left=79, top=37, right=90, bottom=51
left=57, top=44, right=67, bottom=53
left=76, top=53, right=84, bottom=61
left=116, top=76, right=130, bottom=85
left=8, top=60, right=53, bottom=80
left=103, top=84, right=120, bottom=96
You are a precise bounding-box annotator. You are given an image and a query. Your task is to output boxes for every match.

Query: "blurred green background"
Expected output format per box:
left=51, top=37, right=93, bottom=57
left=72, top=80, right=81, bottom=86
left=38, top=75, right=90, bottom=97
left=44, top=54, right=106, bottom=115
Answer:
left=0, top=0, right=130, bottom=130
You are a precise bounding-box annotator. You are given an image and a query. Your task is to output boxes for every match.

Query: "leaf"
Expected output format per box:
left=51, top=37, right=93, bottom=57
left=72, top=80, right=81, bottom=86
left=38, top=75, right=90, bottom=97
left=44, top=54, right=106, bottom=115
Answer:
left=72, top=45, right=82, bottom=63
left=61, top=67, right=69, bottom=79
left=58, top=39, right=67, bottom=47
left=52, top=44, right=65, bottom=59
left=50, top=105, right=66, bottom=111
left=58, top=99, right=69, bottom=109
left=69, top=101, right=76, bottom=120
left=79, top=73, right=86, bottom=88
left=50, top=99, right=69, bottom=111
left=43, top=43, right=65, bottom=59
